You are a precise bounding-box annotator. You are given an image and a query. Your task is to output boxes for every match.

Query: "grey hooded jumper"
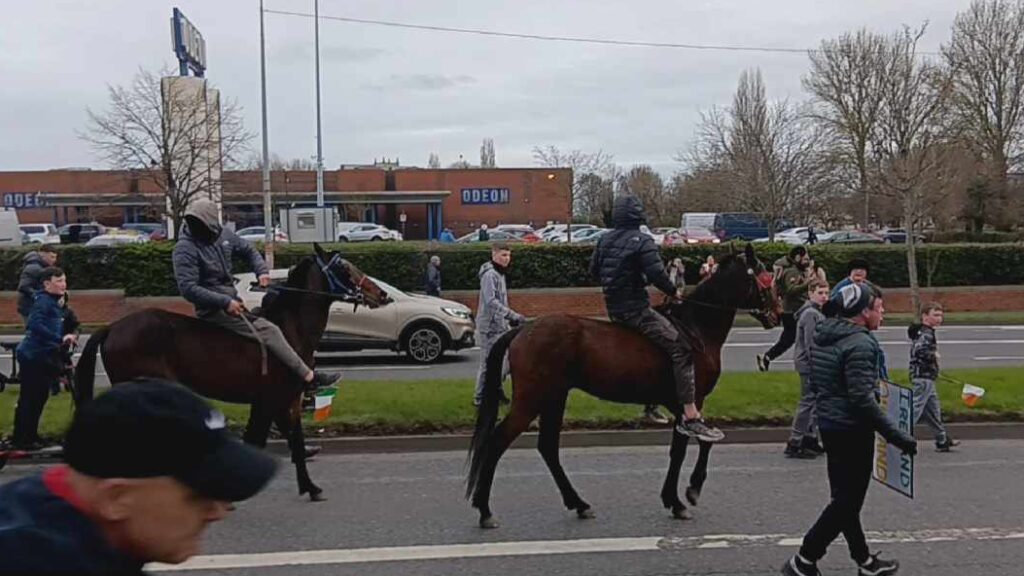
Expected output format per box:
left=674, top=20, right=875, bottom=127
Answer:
left=473, top=260, right=525, bottom=404
left=171, top=199, right=312, bottom=380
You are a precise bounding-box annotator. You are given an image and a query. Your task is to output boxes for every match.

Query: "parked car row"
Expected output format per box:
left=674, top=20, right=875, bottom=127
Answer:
left=752, top=226, right=926, bottom=245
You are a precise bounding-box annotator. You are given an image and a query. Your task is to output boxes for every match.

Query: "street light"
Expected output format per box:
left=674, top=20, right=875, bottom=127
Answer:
left=258, top=0, right=274, bottom=267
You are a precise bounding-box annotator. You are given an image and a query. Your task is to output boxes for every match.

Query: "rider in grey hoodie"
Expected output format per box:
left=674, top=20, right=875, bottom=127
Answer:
left=473, top=243, right=525, bottom=406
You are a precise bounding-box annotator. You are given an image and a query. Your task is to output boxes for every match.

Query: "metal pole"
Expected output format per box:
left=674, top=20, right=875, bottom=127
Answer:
left=259, top=0, right=274, bottom=267
left=314, top=0, right=324, bottom=207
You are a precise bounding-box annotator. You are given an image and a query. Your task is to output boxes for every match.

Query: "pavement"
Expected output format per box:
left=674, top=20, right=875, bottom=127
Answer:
left=4, top=440, right=1019, bottom=575
left=4, top=325, right=1021, bottom=386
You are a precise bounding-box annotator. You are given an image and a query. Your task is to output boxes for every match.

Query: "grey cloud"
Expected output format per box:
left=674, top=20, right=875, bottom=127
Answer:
left=363, top=74, right=477, bottom=92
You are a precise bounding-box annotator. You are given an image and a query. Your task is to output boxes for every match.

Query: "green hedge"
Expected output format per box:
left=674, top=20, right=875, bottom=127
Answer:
left=926, top=231, right=1023, bottom=244
left=2, top=242, right=1022, bottom=296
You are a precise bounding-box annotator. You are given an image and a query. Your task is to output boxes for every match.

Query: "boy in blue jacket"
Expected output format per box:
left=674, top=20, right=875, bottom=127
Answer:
left=12, top=266, right=72, bottom=449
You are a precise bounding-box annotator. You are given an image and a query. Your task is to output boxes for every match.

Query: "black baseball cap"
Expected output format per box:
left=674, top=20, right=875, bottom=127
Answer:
left=64, top=378, right=278, bottom=502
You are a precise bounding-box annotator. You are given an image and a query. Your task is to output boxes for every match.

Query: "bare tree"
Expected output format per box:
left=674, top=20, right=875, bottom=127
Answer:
left=804, top=29, right=889, bottom=229
left=942, top=0, right=1024, bottom=230
left=82, top=67, right=252, bottom=233
left=246, top=153, right=316, bottom=171
left=870, top=25, right=951, bottom=312
left=575, top=172, right=616, bottom=225
left=448, top=154, right=472, bottom=169
left=427, top=152, right=441, bottom=169
left=686, top=69, right=826, bottom=241
left=617, top=165, right=669, bottom=225
left=533, top=145, right=616, bottom=236
left=479, top=138, right=496, bottom=168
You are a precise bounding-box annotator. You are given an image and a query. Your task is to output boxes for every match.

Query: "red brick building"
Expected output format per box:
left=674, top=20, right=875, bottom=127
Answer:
left=0, top=166, right=572, bottom=240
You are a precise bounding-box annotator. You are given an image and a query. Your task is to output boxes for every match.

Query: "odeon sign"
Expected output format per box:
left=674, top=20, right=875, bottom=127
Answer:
left=461, top=188, right=510, bottom=205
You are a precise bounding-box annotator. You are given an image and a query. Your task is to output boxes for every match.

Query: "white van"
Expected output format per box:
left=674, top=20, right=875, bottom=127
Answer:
left=0, top=209, right=23, bottom=247
left=680, top=212, right=717, bottom=230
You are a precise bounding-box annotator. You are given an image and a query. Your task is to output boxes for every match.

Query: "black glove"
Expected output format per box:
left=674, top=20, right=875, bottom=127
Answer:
left=892, top=435, right=917, bottom=456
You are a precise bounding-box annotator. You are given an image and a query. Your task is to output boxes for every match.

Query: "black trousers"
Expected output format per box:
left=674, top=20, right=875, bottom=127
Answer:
left=12, top=353, right=60, bottom=447
left=613, top=307, right=695, bottom=405
left=765, top=312, right=797, bottom=360
left=799, top=427, right=875, bottom=565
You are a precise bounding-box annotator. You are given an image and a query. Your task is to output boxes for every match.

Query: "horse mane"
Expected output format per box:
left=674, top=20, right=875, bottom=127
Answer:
left=256, top=257, right=316, bottom=318
left=688, top=253, right=743, bottom=304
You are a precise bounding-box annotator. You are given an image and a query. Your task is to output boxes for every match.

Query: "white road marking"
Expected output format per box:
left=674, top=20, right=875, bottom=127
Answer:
left=724, top=339, right=1024, bottom=348
left=974, top=356, right=1024, bottom=361
left=150, top=527, right=1024, bottom=571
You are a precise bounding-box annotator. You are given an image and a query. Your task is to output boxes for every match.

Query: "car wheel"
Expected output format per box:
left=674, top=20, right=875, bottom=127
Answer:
left=404, top=324, right=446, bottom=364
left=371, top=236, right=383, bottom=242
left=338, top=236, right=349, bottom=242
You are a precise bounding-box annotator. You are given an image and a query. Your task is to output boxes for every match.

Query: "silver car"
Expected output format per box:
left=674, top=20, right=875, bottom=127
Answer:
left=337, top=223, right=402, bottom=242
left=236, top=270, right=475, bottom=363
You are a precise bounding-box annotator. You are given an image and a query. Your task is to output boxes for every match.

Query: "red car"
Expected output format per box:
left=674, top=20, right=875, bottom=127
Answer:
left=506, top=229, right=543, bottom=243
left=664, top=228, right=721, bottom=246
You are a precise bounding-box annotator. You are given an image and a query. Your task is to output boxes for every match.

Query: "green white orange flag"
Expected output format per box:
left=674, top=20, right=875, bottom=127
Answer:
left=313, top=388, right=338, bottom=422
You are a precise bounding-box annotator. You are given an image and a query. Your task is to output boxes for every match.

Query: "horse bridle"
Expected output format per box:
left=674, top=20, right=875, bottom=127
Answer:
left=672, top=256, right=776, bottom=317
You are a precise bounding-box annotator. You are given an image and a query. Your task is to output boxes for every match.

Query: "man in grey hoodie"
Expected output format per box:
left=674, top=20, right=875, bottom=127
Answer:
left=171, top=199, right=337, bottom=390
left=785, top=279, right=829, bottom=459
left=16, top=245, right=58, bottom=323
left=473, top=243, right=525, bottom=406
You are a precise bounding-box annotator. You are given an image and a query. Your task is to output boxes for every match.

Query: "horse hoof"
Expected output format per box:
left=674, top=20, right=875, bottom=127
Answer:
left=671, top=505, right=693, bottom=520
left=576, top=507, right=596, bottom=520
left=685, top=487, right=701, bottom=507
left=479, top=516, right=499, bottom=529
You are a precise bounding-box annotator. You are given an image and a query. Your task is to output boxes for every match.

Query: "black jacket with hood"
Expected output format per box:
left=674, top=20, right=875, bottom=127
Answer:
left=590, top=196, right=675, bottom=318
left=810, top=317, right=914, bottom=446
left=171, top=199, right=269, bottom=317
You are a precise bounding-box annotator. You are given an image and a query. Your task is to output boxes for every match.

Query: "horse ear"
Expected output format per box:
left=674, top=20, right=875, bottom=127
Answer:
left=745, top=242, right=756, bottom=264
left=313, top=242, right=327, bottom=260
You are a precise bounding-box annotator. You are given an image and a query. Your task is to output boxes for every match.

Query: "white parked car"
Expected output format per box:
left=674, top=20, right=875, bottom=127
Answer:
left=639, top=225, right=666, bottom=245
left=236, top=226, right=289, bottom=243
left=84, top=233, right=148, bottom=247
left=19, top=224, right=60, bottom=245
left=237, top=270, right=475, bottom=363
left=337, top=223, right=402, bottom=242
left=548, top=227, right=607, bottom=243
left=540, top=224, right=597, bottom=241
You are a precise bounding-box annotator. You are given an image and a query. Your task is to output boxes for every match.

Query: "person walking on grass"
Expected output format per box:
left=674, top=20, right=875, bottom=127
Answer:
left=908, top=302, right=959, bottom=453
left=784, top=279, right=828, bottom=459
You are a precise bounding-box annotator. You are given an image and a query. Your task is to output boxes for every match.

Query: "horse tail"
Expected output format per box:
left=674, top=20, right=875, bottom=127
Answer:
left=74, top=325, right=110, bottom=409
left=466, top=325, right=523, bottom=499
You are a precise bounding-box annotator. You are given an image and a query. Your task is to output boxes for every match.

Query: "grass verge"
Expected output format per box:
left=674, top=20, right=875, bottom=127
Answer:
left=1, top=367, right=1020, bottom=442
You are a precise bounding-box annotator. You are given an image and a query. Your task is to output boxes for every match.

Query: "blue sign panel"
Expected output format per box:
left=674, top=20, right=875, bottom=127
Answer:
left=171, top=8, right=206, bottom=77
left=461, top=188, right=510, bottom=205
left=3, top=192, right=46, bottom=209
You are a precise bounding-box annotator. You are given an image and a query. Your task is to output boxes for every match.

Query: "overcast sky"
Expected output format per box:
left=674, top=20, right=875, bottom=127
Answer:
left=1, top=0, right=974, bottom=175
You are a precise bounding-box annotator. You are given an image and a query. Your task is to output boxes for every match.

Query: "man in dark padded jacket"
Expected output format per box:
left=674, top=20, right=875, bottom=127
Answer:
left=590, top=196, right=724, bottom=443
left=781, top=282, right=917, bottom=576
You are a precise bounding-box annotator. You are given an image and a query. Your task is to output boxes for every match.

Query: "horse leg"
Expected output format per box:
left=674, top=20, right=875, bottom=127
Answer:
left=472, top=408, right=534, bottom=529
left=243, top=402, right=273, bottom=448
left=537, top=397, right=593, bottom=519
left=274, top=409, right=325, bottom=502
left=660, top=425, right=692, bottom=520
left=686, top=440, right=713, bottom=506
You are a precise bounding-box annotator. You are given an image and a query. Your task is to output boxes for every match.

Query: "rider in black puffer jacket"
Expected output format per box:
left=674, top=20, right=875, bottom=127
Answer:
left=590, top=196, right=724, bottom=442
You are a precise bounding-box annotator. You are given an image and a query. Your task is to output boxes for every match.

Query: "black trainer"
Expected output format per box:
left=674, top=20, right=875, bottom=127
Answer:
left=781, top=554, right=821, bottom=576
left=784, top=441, right=818, bottom=459
left=756, top=354, right=771, bottom=372
left=936, top=437, right=960, bottom=452
left=802, top=437, right=825, bottom=455
left=311, top=370, right=342, bottom=390
left=859, top=553, right=899, bottom=576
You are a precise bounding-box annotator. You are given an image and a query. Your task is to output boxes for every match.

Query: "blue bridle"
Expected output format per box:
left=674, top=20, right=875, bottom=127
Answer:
left=315, top=253, right=358, bottom=300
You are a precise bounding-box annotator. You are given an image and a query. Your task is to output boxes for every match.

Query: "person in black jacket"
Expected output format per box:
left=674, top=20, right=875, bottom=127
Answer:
left=425, top=255, right=442, bottom=297
left=590, top=196, right=723, bottom=443
left=11, top=267, right=71, bottom=449
left=781, top=282, right=917, bottom=576
left=15, top=245, right=57, bottom=324
left=0, top=379, right=277, bottom=576
left=909, top=302, right=958, bottom=452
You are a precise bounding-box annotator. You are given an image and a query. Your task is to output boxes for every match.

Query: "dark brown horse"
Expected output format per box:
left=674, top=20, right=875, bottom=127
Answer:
left=466, top=243, right=781, bottom=528
left=74, top=243, right=390, bottom=501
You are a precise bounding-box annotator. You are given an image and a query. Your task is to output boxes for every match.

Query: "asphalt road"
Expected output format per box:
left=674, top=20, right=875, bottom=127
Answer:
left=4, top=325, right=1017, bottom=386
left=4, top=440, right=1018, bottom=575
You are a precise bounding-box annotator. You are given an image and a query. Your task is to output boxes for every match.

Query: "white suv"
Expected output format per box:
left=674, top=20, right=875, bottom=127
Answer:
left=336, top=222, right=402, bottom=242
left=236, top=270, right=474, bottom=363
left=19, top=224, right=60, bottom=245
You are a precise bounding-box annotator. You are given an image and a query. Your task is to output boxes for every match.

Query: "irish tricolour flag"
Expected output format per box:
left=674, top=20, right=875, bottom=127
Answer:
left=313, top=388, right=338, bottom=422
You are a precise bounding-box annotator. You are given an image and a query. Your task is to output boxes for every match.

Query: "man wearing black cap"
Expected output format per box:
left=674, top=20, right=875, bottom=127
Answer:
left=781, top=283, right=916, bottom=576
left=0, top=379, right=278, bottom=575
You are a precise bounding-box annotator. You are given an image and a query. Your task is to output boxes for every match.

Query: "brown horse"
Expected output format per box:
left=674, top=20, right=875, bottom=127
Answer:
left=73, top=243, right=391, bottom=501
left=466, top=243, right=781, bottom=528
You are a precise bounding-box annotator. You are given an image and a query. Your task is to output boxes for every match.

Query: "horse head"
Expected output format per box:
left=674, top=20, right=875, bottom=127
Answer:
left=312, top=243, right=392, bottom=308
left=670, top=243, right=779, bottom=329
left=733, top=243, right=781, bottom=329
